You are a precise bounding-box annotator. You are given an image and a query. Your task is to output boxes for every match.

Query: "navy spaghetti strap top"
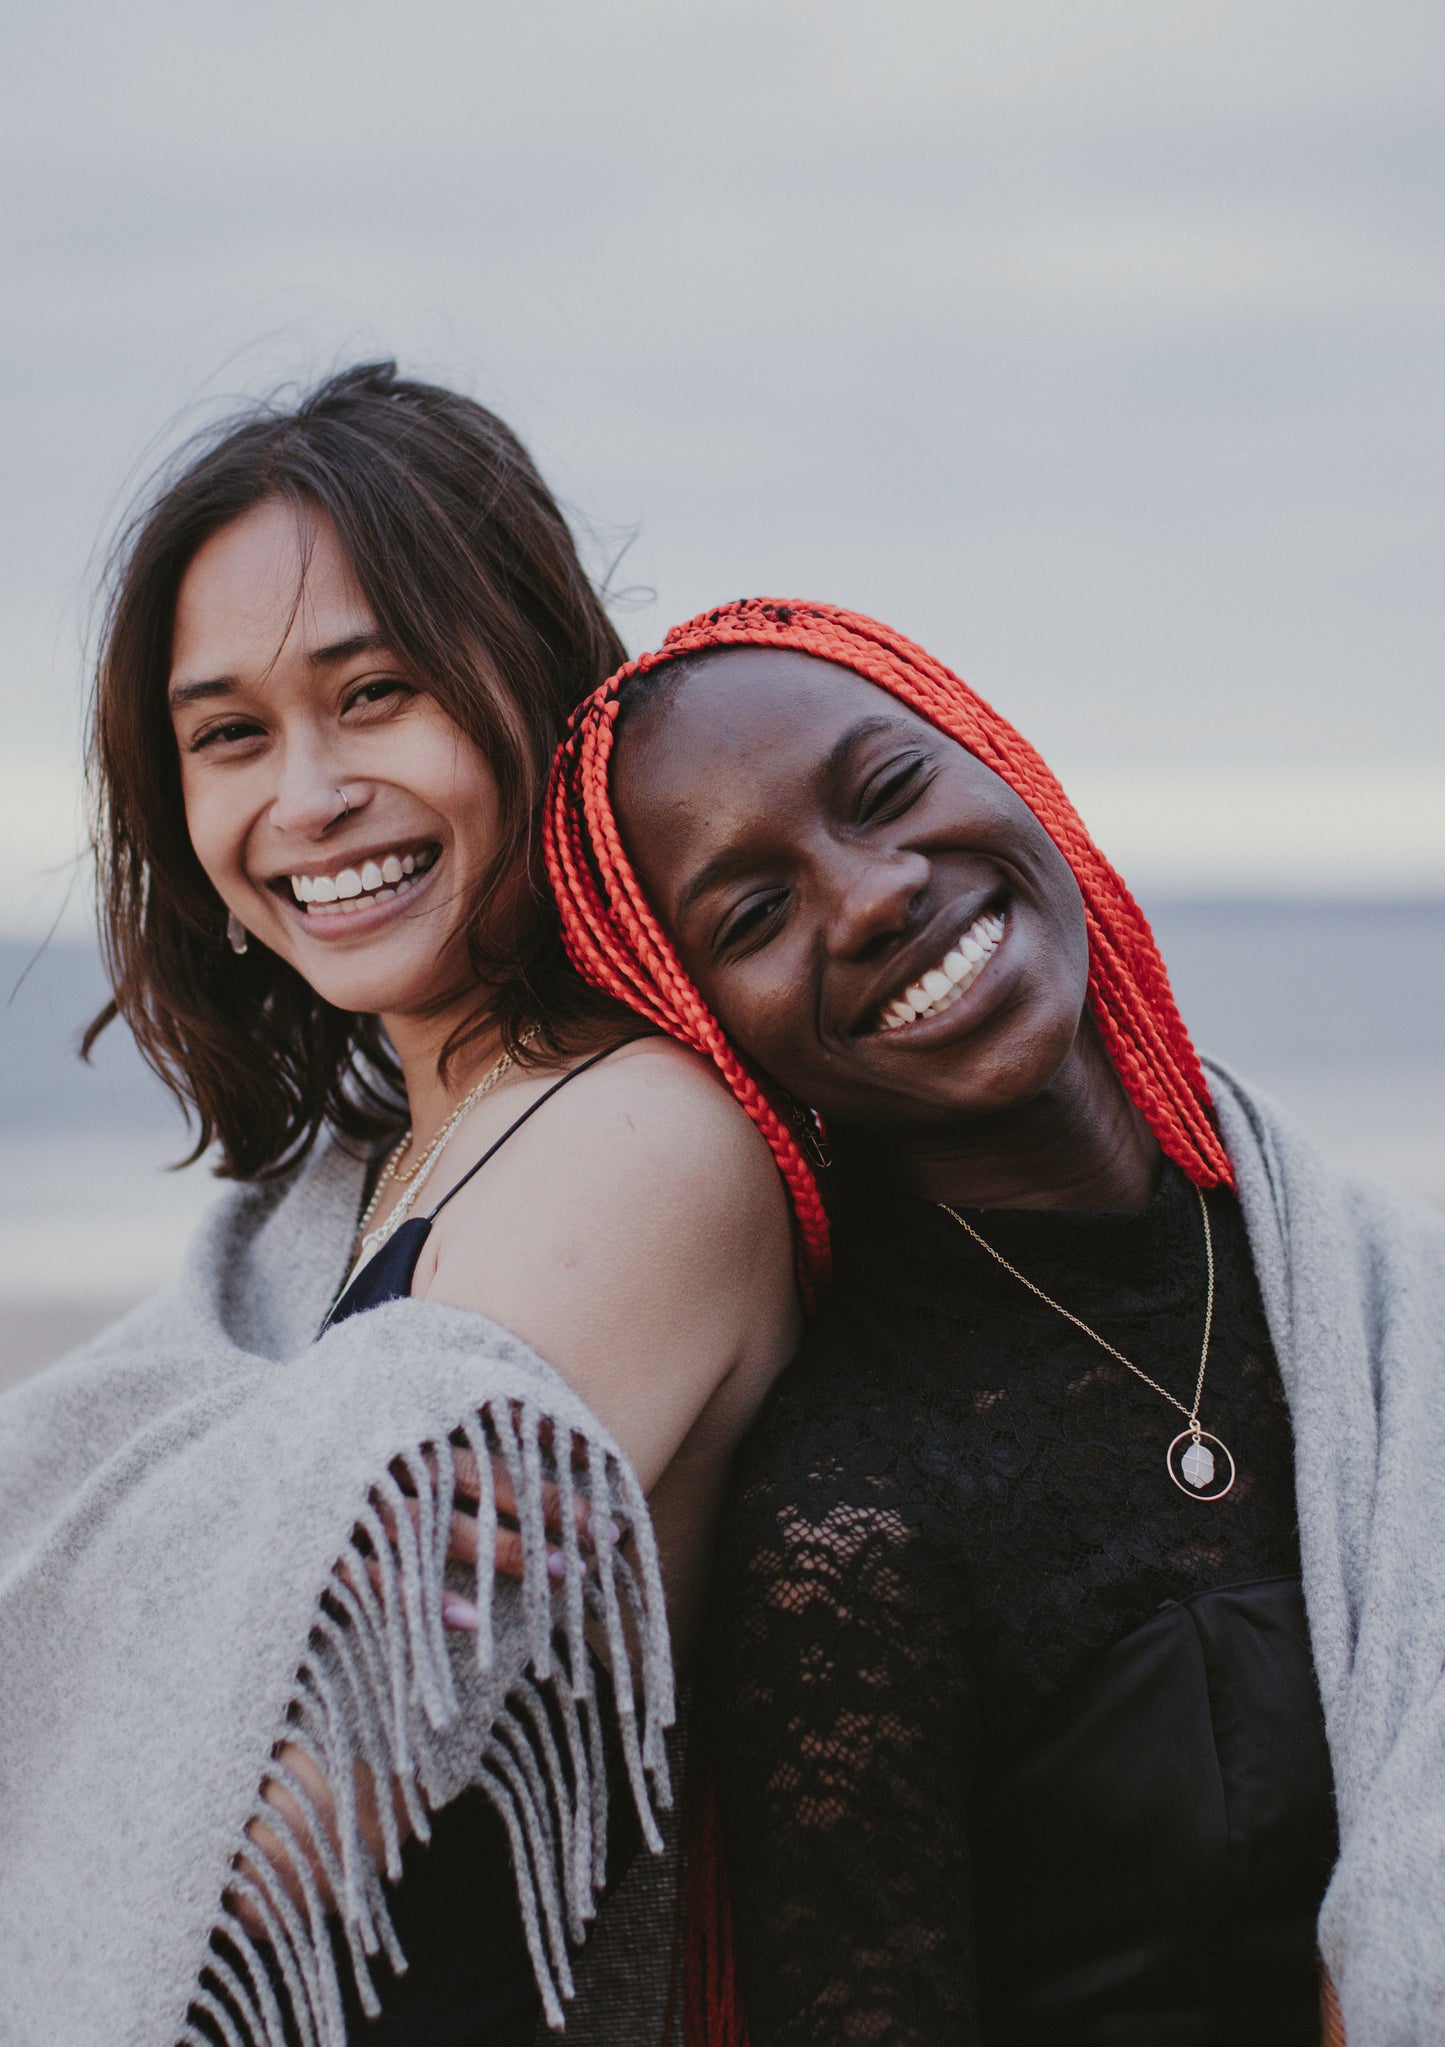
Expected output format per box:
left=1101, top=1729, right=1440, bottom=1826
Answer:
left=326, top=1046, right=617, bottom=1331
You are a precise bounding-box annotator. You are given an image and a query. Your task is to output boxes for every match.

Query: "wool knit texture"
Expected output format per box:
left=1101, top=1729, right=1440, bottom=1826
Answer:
left=1203, top=1065, right=1445, bottom=2045
left=3, top=1082, right=1444, bottom=2040
left=0, top=1138, right=677, bottom=2047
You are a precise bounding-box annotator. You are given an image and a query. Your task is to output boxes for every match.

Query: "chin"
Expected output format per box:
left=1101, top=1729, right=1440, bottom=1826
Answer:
left=279, top=941, right=462, bottom=1020
left=938, top=1031, right=1082, bottom=1123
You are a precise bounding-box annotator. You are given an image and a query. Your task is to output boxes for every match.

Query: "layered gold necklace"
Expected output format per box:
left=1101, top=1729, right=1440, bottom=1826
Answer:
left=353, top=1037, right=533, bottom=1264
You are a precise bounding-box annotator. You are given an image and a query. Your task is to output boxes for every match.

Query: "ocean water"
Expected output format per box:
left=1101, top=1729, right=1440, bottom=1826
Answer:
left=4, top=905, right=1443, bottom=1382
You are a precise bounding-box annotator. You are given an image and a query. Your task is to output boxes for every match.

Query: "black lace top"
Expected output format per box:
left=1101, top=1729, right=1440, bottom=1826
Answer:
left=705, top=1161, right=1337, bottom=2044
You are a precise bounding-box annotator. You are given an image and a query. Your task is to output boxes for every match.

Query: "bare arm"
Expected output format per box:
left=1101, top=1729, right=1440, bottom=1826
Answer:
left=240, top=1040, right=799, bottom=1923
left=416, top=1037, right=801, bottom=1496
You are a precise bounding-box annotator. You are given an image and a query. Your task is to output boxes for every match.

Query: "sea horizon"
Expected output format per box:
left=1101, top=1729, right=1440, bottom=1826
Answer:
left=6, top=901, right=1443, bottom=1386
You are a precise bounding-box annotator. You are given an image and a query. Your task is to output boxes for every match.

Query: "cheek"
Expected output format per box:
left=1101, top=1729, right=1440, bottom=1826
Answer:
left=177, top=764, right=239, bottom=891
left=702, top=960, right=808, bottom=1077
left=1034, top=858, right=1091, bottom=999
left=410, top=723, right=503, bottom=845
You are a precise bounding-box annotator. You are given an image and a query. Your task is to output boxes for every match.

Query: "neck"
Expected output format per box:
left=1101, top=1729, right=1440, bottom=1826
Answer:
left=381, top=998, right=508, bottom=1151
left=875, top=1022, right=1163, bottom=1213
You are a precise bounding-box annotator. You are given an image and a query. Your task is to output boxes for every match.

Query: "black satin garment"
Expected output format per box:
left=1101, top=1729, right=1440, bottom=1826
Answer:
left=707, top=1162, right=1339, bottom=2047
left=978, top=1576, right=1337, bottom=2045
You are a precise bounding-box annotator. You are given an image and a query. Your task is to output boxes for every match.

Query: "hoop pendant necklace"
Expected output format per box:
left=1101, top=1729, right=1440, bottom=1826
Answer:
left=939, top=1185, right=1236, bottom=1502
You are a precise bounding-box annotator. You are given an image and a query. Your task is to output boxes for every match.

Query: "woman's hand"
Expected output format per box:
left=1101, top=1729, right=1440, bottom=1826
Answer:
left=346, top=1438, right=605, bottom=1632
left=232, top=1747, right=402, bottom=1932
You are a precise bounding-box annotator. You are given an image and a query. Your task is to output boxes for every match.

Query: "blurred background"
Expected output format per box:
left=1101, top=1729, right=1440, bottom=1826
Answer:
left=4, top=0, right=1443, bottom=1384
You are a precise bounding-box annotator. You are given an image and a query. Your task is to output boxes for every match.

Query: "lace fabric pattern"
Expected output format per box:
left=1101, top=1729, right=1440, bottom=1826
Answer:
left=705, top=1165, right=1306, bottom=2045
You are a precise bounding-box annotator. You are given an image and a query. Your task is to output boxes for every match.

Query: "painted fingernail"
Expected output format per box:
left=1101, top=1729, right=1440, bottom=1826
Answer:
left=546, top=1551, right=567, bottom=1581
left=442, top=1594, right=479, bottom=1632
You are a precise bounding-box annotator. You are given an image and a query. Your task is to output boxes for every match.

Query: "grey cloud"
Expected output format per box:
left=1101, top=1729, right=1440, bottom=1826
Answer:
left=2, top=0, right=1442, bottom=781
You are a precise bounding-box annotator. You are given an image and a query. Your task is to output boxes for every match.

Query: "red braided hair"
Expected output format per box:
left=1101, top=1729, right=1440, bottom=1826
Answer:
left=547, top=597, right=1232, bottom=2047
left=546, top=597, right=1233, bottom=1292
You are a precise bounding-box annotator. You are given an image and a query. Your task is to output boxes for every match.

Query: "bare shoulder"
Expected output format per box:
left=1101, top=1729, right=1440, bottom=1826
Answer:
left=428, top=1033, right=791, bottom=1268
left=537, top=1035, right=786, bottom=1202
left=558, top=1030, right=764, bottom=1122
left=477, top=1035, right=796, bottom=1303
left=419, top=1036, right=799, bottom=1489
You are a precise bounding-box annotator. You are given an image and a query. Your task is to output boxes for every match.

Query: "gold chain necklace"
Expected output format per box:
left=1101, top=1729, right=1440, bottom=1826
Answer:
left=353, top=1039, right=531, bottom=1264
left=938, top=1184, right=1235, bottom=1501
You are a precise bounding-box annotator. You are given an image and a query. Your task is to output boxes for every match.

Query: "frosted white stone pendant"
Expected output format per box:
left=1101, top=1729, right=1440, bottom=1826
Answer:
left=1167, top=1428, right=1235, bottom=1502
left=1182, top=1440, right=1213, bottom=1488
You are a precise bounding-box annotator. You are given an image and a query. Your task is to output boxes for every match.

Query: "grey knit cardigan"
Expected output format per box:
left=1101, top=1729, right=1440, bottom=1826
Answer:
left=3, top=1064, right=1445, bottom=2045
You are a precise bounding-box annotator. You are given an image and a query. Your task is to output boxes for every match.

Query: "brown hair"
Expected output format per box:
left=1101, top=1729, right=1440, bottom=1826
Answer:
left=86, top=360, right=638, bottom=1179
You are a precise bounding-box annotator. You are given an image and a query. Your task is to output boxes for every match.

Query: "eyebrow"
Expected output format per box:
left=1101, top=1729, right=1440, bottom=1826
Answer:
left=167, top=632, right=392, bottom=713
left=309, top=629, right=388, bottom=668
left=167, top=676, right=238, bottom=713
left=672, top=713, right=906, bottom=923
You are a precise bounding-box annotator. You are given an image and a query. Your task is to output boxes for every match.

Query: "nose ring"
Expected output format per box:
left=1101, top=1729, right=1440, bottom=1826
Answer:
left=332, top=787, right=351, bottom=825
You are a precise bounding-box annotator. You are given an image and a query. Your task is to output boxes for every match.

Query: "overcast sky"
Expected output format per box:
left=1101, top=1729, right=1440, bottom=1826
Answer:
left=4, top=0, right=1444, bottom=936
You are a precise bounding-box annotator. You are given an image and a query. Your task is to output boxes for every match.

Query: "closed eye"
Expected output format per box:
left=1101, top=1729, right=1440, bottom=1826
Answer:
left=188, top=717, right=265, bottom=752
left=856, top=753, right=934, bottom=823
left=343, top=677, right=413, bottom=715
left=715, top=889, right=788, bottom=958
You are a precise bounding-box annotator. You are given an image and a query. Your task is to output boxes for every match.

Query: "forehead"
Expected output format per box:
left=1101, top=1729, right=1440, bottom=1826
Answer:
left=170, top=499, right=372, bottom=683
left=613, top=647, right=956, bottom=918
left=623, top=648, right=934, bottom=796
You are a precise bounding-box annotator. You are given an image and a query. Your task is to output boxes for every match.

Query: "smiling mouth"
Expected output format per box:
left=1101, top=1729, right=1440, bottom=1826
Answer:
left=276, top=842, right=440, bottom=917
left=873, top=906, right=1006, bottom=1032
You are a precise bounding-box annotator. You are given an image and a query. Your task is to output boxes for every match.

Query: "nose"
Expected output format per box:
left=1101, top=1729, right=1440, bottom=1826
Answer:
left=268, top=737, right=372, bottom=841
left=822, top=844, right=931, bottom=960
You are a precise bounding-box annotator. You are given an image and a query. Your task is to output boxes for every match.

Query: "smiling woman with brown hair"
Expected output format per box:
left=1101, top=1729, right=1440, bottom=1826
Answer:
left=86, top=360, right=631, bottom=1176
left=0, top=373, right=800, bottom=2047
left=547, top=598, right=1445, bottom=2047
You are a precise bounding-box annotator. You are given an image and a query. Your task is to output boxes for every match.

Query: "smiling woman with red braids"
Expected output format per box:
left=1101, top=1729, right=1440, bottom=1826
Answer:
left=547, top=599, right=1445, bottom=2047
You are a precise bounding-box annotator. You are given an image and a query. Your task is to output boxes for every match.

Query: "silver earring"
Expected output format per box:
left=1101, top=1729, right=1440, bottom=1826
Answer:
left=226, top=911, right=249, bottom=955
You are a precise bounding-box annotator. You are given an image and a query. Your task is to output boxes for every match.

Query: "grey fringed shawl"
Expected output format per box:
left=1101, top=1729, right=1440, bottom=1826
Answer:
left=1207, top=1065, right=1445, bottom=2046
left=5, top=1068, right=1445, bottom=2047
left=0, top=1135, right=676, bottom=2047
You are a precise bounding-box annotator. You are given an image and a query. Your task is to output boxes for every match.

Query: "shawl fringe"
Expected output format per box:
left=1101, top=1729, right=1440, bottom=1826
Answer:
left=187, top=1397, right=674, bottom=2045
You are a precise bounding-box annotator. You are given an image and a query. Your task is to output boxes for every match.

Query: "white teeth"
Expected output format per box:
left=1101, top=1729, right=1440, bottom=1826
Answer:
left=291, top=846, right=435, bottom=913
left=875, top=909, right=1007, bottom=1032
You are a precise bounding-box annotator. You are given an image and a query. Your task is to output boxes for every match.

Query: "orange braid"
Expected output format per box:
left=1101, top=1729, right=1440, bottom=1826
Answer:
left=544, top=599, right=1233, bottom=1299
